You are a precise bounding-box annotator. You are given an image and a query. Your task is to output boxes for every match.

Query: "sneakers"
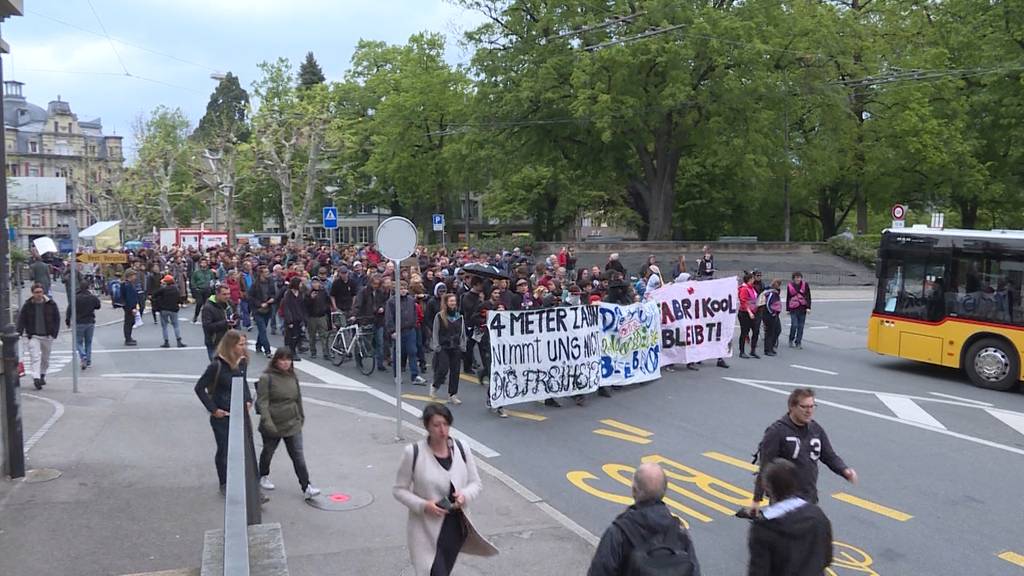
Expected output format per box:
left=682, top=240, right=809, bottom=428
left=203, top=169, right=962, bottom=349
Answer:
left=33, top=378, right=43, bottom=390
left=304, top=485, right=321, bottom=500
left=125, top=339, right=138, bottom=346
left=412, top=376, right=426, bottom=385
left=177, top=340, right=187, bottom=348
left=494, top=407, right=508, bottom=418
left=717, top=359, right=730, bottom=369
left=750, top=353, right=761, bottom=359
left=160, top=341, right=170, bottom=348
left=597, top=387, right=612, bottom=398
left=428, top=386, right=437, bottom=399
left=448, top=395, right=462, bottom=405
left=80, top=359, right=87, bottom=371
left=686, top=363, right=699, bottom=371
left=259, top=476, right=275, bottom=490
left=544, top=398, right=561, bottom=408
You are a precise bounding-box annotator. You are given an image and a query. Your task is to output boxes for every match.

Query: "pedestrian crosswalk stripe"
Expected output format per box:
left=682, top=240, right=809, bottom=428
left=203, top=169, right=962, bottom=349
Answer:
left=876, top=394, right=947, bottom=430
left=985, top=409, right=1024, bottom=438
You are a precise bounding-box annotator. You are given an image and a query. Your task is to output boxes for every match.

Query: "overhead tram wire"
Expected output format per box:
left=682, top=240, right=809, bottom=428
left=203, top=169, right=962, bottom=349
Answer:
left=86, top=0, right=129, bottom=76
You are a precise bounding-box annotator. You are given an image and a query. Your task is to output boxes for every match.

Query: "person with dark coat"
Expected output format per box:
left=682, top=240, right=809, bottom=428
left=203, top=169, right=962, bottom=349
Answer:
left=385, top=280, right=424, bottom=384
left=202, top=284, right=235, bottom=360
left=460, top=276, right=485, bottom=375
left=329, top=266, right=358, bottom=317
left=194, top=330, right=253, bottom=494
left=18, top=282, right=61, bottom=389
left=430, top=293, right=466, bottom=405
left=248, top=265, right=277, bottom=358
left=279, top=276, right=307, bottom=361
left=121, top=269, right=141, bottom=346
left=588, top=462, right=701, bottom=576
left=65, top=281, right=101, bottom=370
left=747, top=459, right=833, bottom=576
left=29, top=257, right=52, bottom=294
left=152, top=274, right=186, bottom=348
left=750, top=388, right=857, bottom=512
left=304, top=278, right=332, bottom=359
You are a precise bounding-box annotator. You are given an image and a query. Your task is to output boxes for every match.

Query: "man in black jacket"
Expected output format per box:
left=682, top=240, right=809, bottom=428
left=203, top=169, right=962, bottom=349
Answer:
left=202, top=285, right=235, bottom=360
left=460, top=276, right=485, bottom=374
left=329, top=265, right=358, bottom=318
left=588, top=462, right=701, bottom=576
left=279, top=276, right=307, bottom=360
left=750, top=388, right=857, bottom=512
left=385, top=280, right=425, bottom=384
left=248, top=266, right=276, bottom=357
left=17, top=283, right=61, bottom=389
left=304, top=278, right=332, bottom=359
left=747, top=459, right=832, bottom=576
left=152, top=274, right=186, bottom=348
left=66, top=281, right=102, bottom=370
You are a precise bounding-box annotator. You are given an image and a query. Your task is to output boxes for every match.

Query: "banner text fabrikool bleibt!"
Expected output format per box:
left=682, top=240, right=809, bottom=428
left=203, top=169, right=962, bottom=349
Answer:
left=487, top=306, right=602, bottom=408
left=649, top=277, right=737, bottom=365
left=598, top=302, right=662, bottom=386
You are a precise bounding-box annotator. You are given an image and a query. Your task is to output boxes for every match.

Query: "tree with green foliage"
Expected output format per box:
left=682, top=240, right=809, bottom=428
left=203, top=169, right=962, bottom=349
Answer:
left=193, top=72, right=250, bottom=241
left=134, top=106, right=192, bottom=228
left=299, top=51, right=326, bottom=88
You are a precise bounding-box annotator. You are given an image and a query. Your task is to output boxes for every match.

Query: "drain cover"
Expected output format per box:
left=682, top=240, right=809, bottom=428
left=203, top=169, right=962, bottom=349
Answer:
left=23, top=468, right=62, bottom=483
left=305, top=488, right=373, bottom=511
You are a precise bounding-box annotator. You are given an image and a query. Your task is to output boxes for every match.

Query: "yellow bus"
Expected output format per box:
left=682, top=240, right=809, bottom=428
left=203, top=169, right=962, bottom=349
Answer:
left=868, top=227, right=1024, bottom=391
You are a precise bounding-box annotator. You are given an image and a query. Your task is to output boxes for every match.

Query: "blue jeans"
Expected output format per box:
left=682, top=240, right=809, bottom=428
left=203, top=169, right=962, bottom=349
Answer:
left=374, top=325, right=385, bottom=369
left=160, top=310, right=181, bottom=342
left=789, top=309, right=807, bottom=345
left=75, top=323, right=94, bottom=364
left=392, top=329, right=419, bottom=379
left=254, top=313, right=271, bottom=353
left=239, top=300, right=251, bottom=328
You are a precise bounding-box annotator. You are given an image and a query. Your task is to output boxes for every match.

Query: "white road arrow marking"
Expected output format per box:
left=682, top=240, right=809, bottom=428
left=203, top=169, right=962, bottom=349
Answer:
left=876, top=394, right=947, bottom=429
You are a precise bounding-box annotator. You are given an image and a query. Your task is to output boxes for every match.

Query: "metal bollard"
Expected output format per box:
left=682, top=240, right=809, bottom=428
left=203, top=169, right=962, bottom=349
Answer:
left=1, top=323, right=24, bottom=479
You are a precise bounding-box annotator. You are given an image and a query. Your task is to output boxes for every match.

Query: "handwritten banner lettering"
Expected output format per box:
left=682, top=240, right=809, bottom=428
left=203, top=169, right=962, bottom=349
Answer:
left=648, top=277, right=737, bottom=365
left=488, top=306, right=602, bottom=408
left=598, top=302, right=662, bottom=386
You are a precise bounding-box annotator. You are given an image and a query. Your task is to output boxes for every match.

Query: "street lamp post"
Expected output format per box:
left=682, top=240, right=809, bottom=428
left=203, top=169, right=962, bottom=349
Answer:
left=0, top=1, right=27, bottom=480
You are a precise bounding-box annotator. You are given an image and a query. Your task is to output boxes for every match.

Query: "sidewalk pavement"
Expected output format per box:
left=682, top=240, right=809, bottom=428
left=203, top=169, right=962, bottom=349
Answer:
left=0, top=369, right=595, bottom=575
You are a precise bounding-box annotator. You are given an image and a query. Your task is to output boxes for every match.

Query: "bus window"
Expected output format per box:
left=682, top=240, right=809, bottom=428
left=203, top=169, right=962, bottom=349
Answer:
left=879, top=254, right=935, bottom=320
left=952, top=254, right=1024, bottom=325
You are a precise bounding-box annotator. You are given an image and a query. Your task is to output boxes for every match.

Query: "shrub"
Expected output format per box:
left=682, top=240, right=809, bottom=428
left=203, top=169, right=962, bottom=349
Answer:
left=827, top=235, right=878, bottom=269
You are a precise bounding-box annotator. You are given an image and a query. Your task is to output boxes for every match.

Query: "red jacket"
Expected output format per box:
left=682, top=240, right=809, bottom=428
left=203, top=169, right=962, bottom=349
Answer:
left=739, top=283, right=758, bottom=314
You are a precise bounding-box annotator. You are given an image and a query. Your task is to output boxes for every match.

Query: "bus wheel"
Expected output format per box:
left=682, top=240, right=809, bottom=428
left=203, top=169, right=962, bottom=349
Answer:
left=965, top=338, right=1019, bottom=391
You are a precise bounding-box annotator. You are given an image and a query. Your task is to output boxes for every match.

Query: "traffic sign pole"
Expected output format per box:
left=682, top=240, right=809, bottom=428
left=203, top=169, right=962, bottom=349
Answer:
left=69, top=215, right=79, bottom=394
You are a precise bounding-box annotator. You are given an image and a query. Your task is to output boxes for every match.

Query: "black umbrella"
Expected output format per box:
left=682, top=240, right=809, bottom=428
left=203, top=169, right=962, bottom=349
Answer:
left=462, top=262, right=509, bottom=280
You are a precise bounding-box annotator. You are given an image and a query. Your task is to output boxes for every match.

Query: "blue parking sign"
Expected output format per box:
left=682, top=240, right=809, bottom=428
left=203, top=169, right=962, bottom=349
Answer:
left=432, top=213, right=444, bottom=231
left=323, top=206, right=338, bottom=229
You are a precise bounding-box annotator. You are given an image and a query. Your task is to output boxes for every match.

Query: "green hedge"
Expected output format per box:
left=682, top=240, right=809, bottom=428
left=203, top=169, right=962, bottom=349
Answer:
left=426, top=234, right=535, bottom=255
left=826, top=235, right=879, bottom=269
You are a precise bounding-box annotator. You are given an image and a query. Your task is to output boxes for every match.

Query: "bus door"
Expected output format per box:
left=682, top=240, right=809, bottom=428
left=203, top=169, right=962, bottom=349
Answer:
left=875, top=252, right=947, bottom=363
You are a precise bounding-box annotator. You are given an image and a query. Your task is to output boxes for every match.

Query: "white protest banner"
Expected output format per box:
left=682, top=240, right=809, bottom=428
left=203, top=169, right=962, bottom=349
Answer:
left=598, top=302, right=662, bottom=386
left=649, top=277, right=738, bottom=364
left=487, top=305, right=602, bottom=408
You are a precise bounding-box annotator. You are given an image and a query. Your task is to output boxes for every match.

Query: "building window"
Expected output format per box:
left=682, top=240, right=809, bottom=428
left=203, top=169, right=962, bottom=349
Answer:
left=29, top=212, right=40, bottom=227
left=56, top=141, right=71, bottom=156
left=67, top=122, right=73, bottom=133
left=357, top=226, right=371, bottom=244
left=28, top=165, right=39, bottom=177
left=87, top=144, right=96, bottom=156
left=53, top=121, right=58, bottom=132
left=7, top=164, right=17, bottom=176
left=29, top=141, right=37, bottom=153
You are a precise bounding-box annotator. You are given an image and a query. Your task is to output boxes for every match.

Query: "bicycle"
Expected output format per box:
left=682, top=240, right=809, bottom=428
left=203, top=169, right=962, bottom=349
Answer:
left=330, top=313, right=376, bottom=376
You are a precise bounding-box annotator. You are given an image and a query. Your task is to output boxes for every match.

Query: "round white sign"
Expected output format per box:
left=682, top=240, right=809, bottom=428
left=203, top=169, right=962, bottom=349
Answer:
left=891, top=204, right=906, bottom=220
left=376, top=216, right=418, bottom=261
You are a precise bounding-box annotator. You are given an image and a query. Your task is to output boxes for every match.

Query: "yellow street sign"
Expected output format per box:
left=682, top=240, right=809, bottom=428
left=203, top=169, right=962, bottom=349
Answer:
left=76, top=253, right=128, bottom=264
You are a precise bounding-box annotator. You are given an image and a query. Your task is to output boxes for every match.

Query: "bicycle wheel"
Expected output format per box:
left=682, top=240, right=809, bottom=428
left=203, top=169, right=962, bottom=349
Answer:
left=331, top=330, right=349, bottom=367
left=356, top=332, right=375, bottom=376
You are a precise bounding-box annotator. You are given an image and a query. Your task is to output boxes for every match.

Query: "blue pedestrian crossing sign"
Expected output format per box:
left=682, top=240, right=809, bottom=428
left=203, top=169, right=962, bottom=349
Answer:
left=432, top=213, right=445, bottom=232
left=322, top=206, right=338, bottom=229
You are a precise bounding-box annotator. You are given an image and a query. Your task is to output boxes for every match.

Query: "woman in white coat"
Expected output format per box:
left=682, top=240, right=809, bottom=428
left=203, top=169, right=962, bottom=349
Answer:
left=394, top=403, right=498, bottom=575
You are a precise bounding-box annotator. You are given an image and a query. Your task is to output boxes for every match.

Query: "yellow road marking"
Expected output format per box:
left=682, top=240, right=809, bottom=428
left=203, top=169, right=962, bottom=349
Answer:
left=998, top=551, right=1024, bottom=567
left=832, top=492, right=913, bottom=522
left=460, top=373, right=480, bottom=384
left=503, top=409, right=547, bottom=422
left=593, top=429, right=652, bottom=445
left=702, top=451, right=759, bottom=472
left=401, top=393, right=436, bottom=403
left=599, top=419, right=653, bottom=437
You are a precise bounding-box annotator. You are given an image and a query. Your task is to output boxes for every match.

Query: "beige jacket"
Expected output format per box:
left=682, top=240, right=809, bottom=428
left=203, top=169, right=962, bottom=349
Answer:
left=393, top=438, right=498, bottom=575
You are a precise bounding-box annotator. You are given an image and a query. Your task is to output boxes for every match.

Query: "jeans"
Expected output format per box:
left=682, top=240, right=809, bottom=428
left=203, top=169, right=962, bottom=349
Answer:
left=374, top=325, right=385, bottom=369
left=75, top=323, right=95, bottom=364
left=393, top=329, right=419, bottom=379
left=789, top=309, right=807, bottom=345
left=254, top=313, right=271, bottom=354
left=160, top=310, right=181, bottom=342
left=239, top=299, right=251, bottom=328
left=259, top=432, right=311, bottom=490
left=123, top=307, right=136, bottom=341
left=210, top=415, right=230, bottom=487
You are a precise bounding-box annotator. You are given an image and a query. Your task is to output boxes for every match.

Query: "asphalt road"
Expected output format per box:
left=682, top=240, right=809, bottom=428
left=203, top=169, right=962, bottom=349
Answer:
left=36, top=288, right=1024, bottom=575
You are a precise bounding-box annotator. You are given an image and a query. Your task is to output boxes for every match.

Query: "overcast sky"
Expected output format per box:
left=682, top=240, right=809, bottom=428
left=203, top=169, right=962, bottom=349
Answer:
left=3, top=0, right=483, bottom=154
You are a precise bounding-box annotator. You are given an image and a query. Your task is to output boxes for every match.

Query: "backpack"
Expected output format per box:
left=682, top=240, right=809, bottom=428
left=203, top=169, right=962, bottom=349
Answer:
left=411, top=438, right=466, bottom=474
left=613, top=519, right=695, bottom=576
left=109, top=280, right=123, bottom=308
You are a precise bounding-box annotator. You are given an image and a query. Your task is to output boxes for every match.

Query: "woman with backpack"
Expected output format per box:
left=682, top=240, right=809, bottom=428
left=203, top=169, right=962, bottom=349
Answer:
left=429, top=293, right=466, bottom=405
left=786, top=272, right=812, bottom=349
left=393, top=403, right=498, bottom=575
left=256, top=347, right=321, bottom=500
left=193, top=329, right=253, bottom=495
left=762, top=279, right=784, bottom=356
